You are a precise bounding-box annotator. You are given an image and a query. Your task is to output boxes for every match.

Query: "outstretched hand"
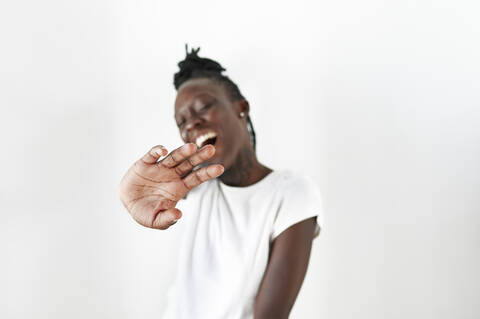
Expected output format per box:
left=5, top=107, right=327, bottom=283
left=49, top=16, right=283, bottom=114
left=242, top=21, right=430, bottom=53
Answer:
left=118, top=143, right=224, bottom=229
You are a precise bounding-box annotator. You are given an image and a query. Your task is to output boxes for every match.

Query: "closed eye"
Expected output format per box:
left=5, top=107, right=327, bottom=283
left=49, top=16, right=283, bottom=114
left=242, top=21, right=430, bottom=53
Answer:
left=199, top=102, right=213, bottom=112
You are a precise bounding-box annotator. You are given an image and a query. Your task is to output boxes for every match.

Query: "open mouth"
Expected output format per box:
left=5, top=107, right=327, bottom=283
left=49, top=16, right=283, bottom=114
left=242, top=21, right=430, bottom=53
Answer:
left=195, top=131, right=218, bottom=148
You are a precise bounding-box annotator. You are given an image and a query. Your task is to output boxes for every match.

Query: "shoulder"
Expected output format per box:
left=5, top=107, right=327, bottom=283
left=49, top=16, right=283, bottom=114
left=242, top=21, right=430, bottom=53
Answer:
left=275, top=170, right=323, bottom=209
left=276, top=170, right=321, bottom=196
left=270, top=169, right=324, bottom=239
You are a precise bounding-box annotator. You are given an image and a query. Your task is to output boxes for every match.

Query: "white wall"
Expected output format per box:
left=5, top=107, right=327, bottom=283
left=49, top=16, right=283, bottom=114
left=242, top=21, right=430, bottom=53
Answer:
left=1, top=0, right=479, bottom=318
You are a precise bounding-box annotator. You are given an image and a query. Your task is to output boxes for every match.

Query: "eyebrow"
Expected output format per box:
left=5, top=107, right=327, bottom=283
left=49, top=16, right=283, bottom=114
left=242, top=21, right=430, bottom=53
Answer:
left=192, top=92, right=215, bottom=100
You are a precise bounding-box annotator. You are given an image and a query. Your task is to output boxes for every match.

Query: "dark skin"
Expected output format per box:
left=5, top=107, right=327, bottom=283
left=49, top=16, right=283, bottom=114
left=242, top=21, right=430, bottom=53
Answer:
left=174, top=78, right=317, bottom=318
left=174, top=77, right=269, bottom=186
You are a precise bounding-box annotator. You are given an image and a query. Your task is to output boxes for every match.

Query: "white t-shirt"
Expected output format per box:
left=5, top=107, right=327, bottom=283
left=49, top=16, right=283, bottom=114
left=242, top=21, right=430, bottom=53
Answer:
left=162, top=169, right=324, bottom=319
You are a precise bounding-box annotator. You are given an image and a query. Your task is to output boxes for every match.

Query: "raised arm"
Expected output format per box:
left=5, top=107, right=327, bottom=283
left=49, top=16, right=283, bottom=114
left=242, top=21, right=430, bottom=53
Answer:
left=254, top=217, right=318, bottom=319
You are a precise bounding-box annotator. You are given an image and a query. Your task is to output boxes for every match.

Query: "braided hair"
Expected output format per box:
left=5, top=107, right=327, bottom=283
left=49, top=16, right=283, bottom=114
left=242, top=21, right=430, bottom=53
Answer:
left=173, top=45, right=257, bottom=151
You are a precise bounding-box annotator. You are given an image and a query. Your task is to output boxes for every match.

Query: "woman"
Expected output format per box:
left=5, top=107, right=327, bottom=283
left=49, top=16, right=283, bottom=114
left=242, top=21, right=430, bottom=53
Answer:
left=119, top=46, right=323, bottom=319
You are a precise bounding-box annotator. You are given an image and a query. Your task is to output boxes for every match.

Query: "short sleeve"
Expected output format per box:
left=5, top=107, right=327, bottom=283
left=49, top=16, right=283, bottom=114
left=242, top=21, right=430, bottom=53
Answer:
left=271, top=174, right=324, bottom=240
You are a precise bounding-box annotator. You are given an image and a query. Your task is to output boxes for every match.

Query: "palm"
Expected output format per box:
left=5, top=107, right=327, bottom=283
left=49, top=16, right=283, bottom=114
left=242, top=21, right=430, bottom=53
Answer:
left=119, top=143, right=223, bottom=229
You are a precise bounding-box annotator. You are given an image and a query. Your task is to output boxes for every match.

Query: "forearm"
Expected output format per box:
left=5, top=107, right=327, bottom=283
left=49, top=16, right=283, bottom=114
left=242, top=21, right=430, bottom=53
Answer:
left=254, top=309, right=289, bottom=319
left=254, top=217, right=317, bottom=319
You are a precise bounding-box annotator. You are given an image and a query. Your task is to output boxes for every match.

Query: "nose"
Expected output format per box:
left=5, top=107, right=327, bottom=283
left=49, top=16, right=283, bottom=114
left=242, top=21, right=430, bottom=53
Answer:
left=184, top=115, right=203, bottom=131
left=182, top=114, right=204, bottom=141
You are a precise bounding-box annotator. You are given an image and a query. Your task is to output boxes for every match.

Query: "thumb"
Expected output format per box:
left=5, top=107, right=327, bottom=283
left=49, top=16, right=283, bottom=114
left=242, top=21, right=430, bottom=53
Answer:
left=151, top=208, right=182, bottom=230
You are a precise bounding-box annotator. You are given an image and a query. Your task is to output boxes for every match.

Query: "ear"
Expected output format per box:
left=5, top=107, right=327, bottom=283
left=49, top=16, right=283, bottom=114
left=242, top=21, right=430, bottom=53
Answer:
left=234, top=99, right=250, bottom=118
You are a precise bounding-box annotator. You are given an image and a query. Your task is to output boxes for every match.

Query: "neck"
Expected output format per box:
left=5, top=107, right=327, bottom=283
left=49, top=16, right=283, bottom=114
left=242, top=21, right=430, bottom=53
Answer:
left=219, top=145, right=272, bottom=187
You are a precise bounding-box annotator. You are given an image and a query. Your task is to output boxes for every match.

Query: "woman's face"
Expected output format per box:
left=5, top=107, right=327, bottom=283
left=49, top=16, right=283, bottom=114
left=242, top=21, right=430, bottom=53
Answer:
left=174, top=78, right=249, bottom=170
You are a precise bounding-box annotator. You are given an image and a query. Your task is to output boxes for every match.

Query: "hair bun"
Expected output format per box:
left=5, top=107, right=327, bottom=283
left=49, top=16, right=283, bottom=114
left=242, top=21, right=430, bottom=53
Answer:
left=174, top=44, right=226, bottom=89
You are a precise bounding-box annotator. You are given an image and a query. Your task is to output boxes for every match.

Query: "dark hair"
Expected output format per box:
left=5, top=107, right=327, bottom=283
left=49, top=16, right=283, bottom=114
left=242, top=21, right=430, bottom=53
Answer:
left=174, top=45, right=256, bottom=151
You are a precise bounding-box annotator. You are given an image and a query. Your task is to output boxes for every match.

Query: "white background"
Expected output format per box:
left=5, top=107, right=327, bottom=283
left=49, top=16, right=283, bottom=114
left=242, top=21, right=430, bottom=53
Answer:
left=1, top=0, right=479, bottom=318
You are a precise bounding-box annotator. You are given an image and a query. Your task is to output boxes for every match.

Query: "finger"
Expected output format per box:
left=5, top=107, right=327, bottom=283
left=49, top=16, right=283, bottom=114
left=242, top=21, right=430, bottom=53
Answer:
left=183, top=164, right=224, bottom=190
left=174, top=144, right=216, bottom=177
left=141, top=145, right=167, bottom=164
left=160, top=143, right=197, bottom=168
left=151, top=208, right=182, bottom=230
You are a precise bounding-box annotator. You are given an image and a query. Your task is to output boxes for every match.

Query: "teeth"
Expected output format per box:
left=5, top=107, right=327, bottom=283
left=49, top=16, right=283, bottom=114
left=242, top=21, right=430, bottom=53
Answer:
left=195, top=132, right=217, bottom=148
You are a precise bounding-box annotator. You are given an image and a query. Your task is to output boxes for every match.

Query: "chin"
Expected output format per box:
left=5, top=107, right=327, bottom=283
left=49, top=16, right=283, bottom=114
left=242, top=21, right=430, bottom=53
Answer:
left=207, top=155, right=224, bottom=166
left=197, top=153, right=223, bottom=168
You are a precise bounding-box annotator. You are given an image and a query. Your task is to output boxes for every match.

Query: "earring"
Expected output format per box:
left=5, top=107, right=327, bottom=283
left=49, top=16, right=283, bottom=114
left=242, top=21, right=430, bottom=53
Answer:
left=240, top=112, right=245, bottom=118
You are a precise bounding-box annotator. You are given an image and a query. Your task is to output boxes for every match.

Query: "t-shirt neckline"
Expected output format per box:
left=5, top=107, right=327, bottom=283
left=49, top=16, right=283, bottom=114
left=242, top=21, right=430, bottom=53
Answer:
left=217, top=169, right=280, bottom=193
